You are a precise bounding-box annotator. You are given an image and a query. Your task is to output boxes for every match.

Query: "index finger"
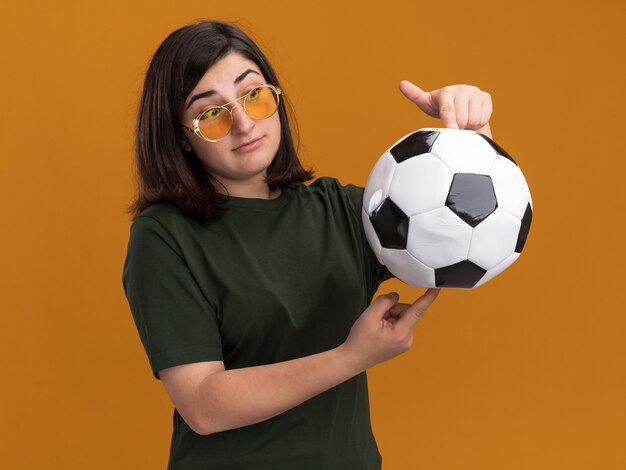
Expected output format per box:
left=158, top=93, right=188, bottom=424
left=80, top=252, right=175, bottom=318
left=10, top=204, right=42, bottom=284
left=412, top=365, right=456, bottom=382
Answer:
left=396, top=288, right=441, bottom=329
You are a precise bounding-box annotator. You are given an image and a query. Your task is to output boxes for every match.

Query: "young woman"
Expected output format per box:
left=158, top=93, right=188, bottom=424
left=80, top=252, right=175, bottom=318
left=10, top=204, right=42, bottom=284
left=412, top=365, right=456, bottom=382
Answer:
left=123, top=20, right=493, bottom=470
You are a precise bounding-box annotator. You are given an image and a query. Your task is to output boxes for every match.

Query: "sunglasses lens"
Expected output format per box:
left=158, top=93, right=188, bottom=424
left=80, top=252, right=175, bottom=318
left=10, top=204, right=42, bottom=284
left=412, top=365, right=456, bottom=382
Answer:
left=244, top=85, right=279, bottom=120
left=198, top=107, right=232, bottom=141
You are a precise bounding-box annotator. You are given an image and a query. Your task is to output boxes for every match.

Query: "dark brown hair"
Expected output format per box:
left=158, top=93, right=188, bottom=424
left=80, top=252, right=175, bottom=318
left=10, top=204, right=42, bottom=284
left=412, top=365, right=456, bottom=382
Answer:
left=128, top=20, right=314, bottom=222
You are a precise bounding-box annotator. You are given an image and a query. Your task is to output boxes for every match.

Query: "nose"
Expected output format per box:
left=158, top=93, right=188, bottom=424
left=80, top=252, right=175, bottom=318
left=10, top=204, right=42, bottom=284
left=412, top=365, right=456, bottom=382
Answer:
left=229, top=103, right=254, bottom=135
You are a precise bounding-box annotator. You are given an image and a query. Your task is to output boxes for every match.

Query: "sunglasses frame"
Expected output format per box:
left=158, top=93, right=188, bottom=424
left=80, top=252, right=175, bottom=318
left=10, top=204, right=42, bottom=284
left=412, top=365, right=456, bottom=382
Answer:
left=182, top=84, right=282, bottom=142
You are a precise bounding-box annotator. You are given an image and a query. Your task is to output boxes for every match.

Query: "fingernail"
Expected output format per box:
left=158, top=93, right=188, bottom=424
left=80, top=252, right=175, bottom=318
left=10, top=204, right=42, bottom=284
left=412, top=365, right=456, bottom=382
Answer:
left=389, top=292, right=399, bottom=301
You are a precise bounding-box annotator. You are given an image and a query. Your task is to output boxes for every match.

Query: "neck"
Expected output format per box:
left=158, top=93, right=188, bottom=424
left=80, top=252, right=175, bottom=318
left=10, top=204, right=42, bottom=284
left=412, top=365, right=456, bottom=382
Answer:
left=219, top=179, right=281, bottom=200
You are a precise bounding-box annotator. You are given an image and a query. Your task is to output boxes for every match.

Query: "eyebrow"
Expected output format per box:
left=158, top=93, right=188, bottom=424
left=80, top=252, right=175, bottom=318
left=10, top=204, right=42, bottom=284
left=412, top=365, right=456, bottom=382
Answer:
left=185, top=69, right=261, bottom=110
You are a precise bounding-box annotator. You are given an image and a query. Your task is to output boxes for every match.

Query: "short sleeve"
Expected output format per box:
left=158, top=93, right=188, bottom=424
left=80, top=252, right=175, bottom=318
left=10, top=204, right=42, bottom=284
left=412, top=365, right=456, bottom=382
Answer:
left=122, top=215, right=223, bottom=380
left=341, top=183, right=394, bottom=295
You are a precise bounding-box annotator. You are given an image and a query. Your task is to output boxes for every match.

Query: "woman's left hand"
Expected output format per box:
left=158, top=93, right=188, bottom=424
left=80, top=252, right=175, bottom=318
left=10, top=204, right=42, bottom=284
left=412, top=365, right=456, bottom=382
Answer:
left=399, top=80, right=493, bottom=138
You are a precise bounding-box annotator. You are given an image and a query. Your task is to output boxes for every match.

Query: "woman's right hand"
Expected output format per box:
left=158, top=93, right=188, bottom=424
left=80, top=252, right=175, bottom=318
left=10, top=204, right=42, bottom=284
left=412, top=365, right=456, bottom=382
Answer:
left=338, top=289, right=441, bottom=373
left=159, top=289, right=440, bottom=435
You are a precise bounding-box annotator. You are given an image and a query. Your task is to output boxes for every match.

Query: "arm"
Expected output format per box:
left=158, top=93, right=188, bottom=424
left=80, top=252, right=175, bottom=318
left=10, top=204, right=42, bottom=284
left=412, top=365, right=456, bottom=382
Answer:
left=160, top=290, right=441, bottom=436
left=161, top=346, right=357, bottom=436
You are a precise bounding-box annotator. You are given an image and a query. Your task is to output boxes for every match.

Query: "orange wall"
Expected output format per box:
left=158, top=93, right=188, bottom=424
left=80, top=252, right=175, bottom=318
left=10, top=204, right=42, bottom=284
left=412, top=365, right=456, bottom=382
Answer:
left=1, top=1, right=624, bottom=468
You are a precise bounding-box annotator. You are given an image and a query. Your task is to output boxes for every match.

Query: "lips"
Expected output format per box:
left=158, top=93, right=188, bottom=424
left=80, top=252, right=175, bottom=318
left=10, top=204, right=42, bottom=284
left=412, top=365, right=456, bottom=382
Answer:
left=234, top=137, right=262, bottom=151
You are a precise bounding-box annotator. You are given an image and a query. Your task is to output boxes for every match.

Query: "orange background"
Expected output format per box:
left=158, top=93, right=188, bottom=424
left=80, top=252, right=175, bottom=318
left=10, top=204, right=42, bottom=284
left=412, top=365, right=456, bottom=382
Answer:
left=1, top=1, right=624, bottom=468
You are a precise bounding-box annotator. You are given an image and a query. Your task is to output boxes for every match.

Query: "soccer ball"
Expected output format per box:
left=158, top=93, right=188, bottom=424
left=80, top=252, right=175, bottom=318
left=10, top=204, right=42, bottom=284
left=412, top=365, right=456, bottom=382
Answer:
left=362, top=128, right=533, bottom=289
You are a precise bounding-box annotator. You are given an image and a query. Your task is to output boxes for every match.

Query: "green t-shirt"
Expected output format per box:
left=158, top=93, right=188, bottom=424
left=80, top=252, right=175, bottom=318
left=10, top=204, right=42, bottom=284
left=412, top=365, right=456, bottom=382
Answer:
left=123, top=177, right=392, bottom=469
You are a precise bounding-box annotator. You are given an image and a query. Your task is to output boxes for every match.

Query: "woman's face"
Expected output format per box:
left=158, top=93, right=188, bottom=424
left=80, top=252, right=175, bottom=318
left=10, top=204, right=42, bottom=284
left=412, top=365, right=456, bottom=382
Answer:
left=181, top=51, right=281, bottom=194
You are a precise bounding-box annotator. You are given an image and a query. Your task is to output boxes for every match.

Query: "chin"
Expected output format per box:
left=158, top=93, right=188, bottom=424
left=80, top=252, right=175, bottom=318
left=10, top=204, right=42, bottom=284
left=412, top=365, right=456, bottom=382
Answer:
left=240, top=143, right=278, bottom=167
left=234, top=152, right=276, bottom=176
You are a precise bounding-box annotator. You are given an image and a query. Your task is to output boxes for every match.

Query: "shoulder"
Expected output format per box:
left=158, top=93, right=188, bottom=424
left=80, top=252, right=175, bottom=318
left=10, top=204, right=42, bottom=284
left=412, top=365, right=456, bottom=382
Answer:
left=304, top=176, right=361, bottom=192
left=131, top=202, right=207, bottom=236
left=127, top=202, right=205, bottom=257
left=136, top=202, right=191, bottom=227
left=298, top=177, right=365, bottom=214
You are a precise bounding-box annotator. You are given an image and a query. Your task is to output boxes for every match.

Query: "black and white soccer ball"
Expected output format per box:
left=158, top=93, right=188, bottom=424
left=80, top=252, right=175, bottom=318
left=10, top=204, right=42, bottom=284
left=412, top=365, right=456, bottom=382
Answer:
left=362, top=128, right=533, bottom=289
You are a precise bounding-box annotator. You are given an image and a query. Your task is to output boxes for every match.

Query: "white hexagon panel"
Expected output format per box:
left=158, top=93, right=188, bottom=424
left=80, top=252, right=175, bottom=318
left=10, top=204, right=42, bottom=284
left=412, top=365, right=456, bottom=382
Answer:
left=407, top=207, right=473, bottom=269
left=430, top=128, right=497, bottom=174
left=489, top=154, right=533, bottom=219
left=362, top=151, right=397, bottom=215
left=389, top=153, right=454, bottom=216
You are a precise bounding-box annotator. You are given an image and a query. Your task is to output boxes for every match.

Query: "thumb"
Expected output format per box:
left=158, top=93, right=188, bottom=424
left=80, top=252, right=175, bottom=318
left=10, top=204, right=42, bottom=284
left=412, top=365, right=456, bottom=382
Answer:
left=399, top=80, right=437, bottom=117
left=396, top=288, right=441, bottom=329
left=369, top=292, right=400, bottom=320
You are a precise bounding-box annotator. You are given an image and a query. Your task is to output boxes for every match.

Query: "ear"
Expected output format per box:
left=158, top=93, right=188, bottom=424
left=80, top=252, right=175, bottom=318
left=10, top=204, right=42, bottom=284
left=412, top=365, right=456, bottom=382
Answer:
left=179, top=135, right=193, bottom=152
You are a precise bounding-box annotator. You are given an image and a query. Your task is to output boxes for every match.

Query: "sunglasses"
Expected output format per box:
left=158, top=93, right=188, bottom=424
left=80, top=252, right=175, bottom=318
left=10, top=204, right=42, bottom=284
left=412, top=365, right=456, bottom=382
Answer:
left=183, top=84, right=282, bottom=142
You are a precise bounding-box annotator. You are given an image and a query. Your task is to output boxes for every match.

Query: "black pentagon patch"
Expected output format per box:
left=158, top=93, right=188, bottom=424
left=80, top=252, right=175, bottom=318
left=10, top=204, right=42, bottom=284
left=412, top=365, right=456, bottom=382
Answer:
left=370, top=197, right=409, bottom=249
left=435, top=260, right=487, bottom=288
left=478, top=134, right=517, bottom=165
left=390, top=130, right=440, bottom=164
left=515, top=203, right=532, bottom=253
left=446, top=173, right=497, bottom=227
